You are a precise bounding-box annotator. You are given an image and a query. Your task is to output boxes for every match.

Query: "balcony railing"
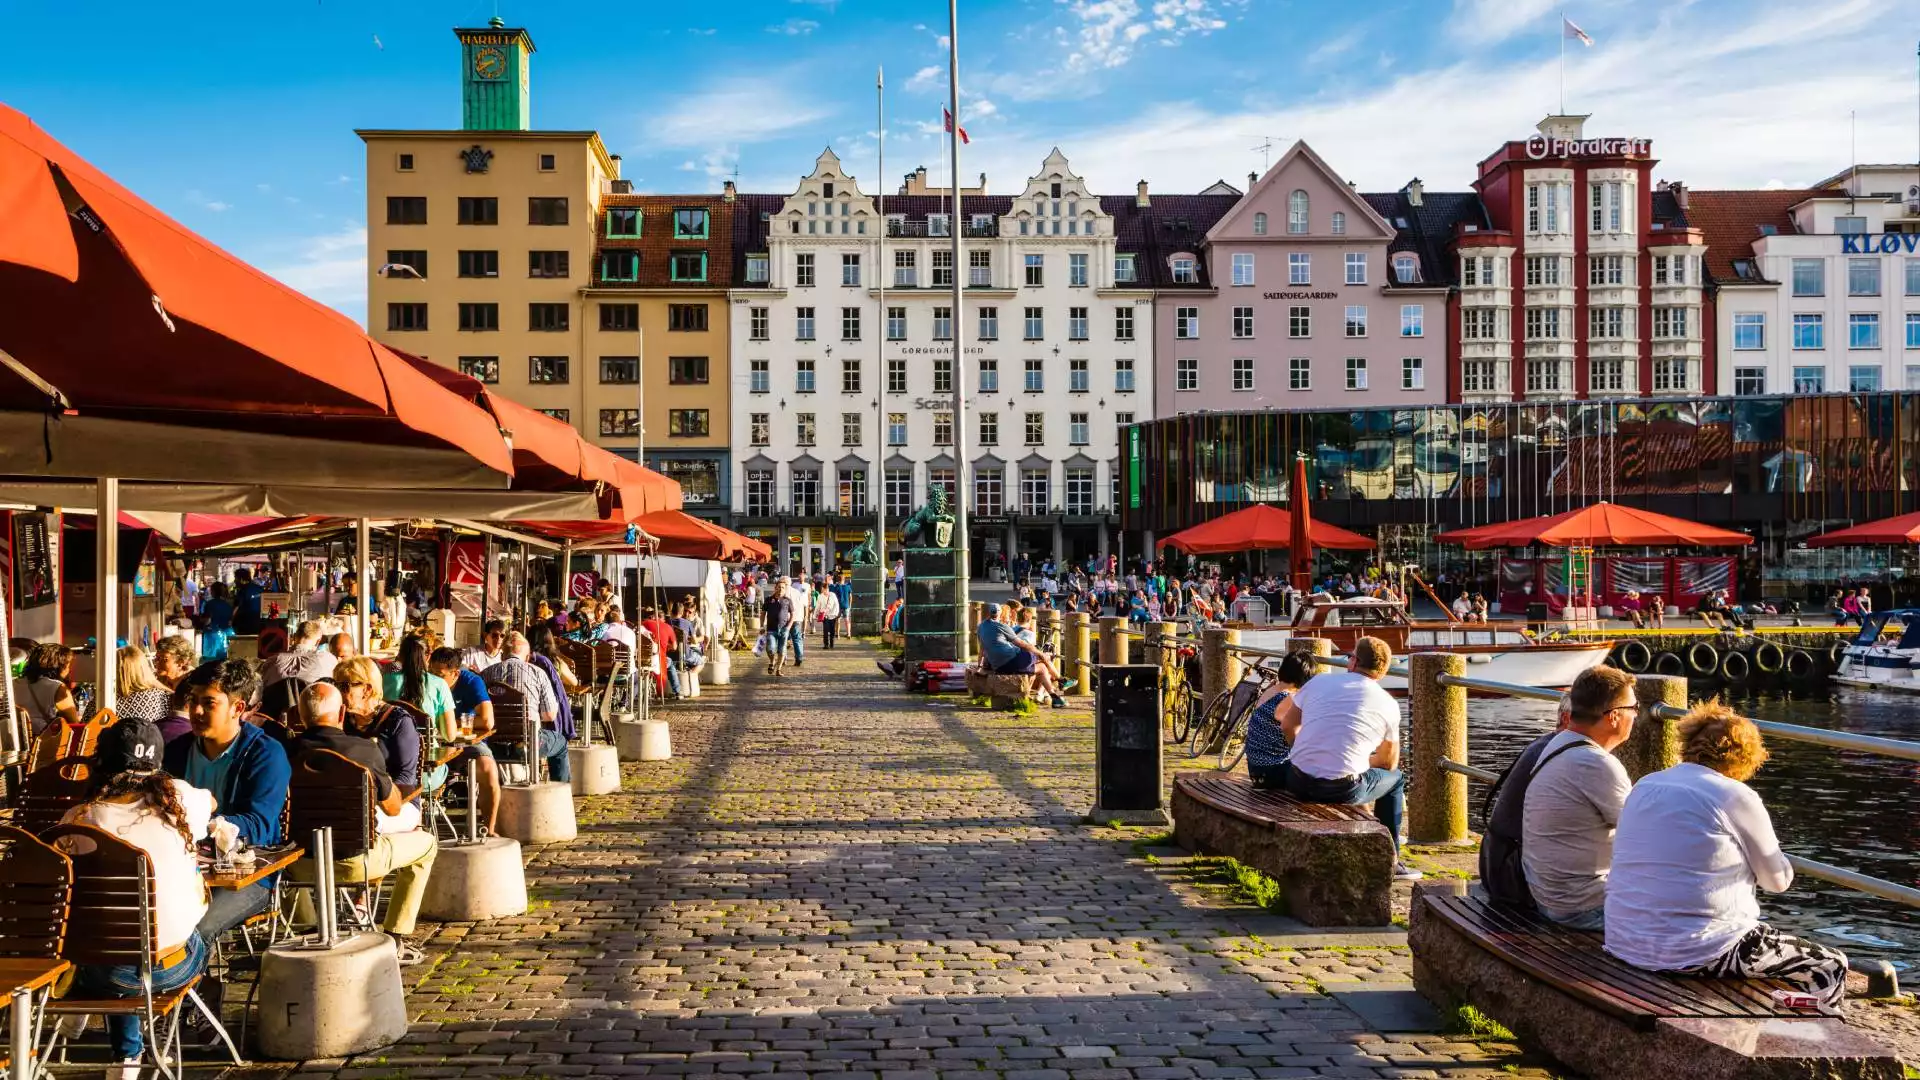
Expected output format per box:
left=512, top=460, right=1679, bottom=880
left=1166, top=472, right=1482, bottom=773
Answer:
left=886, top=219, right=998, bottom=238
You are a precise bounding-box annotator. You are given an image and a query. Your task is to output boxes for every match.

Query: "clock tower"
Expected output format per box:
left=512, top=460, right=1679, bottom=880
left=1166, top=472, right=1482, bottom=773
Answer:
left=455, top=17, right=533, bottom=132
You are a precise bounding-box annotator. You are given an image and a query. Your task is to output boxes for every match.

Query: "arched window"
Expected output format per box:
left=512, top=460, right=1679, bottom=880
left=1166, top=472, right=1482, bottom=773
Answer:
left=1393, top=253, right=1420, bottom=282
left=1252, top=212, right=1268, bottom=235
left=1287, top=190, right=1309, bottom=234
left=1331, top=211, right=1346, bottom=236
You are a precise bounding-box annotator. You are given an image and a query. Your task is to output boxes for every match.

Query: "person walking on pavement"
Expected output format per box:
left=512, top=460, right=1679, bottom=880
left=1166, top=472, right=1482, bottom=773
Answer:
left=763, top=577, right=800, bottom=676
left=814, top=582, right=842, bottom=649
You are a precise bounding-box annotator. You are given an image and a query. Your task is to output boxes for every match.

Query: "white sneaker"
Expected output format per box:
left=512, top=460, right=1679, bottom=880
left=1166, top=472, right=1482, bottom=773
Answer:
left=55, top=1013, right=91, bottom=1039
left=1393, top=863, right=1425, bottom=881
left=109, top=1057, right=141, bottom=1080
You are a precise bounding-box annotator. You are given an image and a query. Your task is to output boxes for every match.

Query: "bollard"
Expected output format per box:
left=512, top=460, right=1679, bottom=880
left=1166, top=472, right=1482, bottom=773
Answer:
left=257, top=931, right=407, bottom=1060
left=1408, top=652, right=1470, bottom=844
left=1097, top=615, right=1125, bottom=666
left=464, top=757, right=481, bottom=845
left=1063, top=612, right=1091, bottom=696
left=969, top=601, right=985, bottom=632
left=1200, top=627, right=1243, bottom=706
left=568, top=742, right=621, bottom=795
left=1622, top=674, right=1687, bottom=780
left=496, top=781, right=578, bottom=844
left=1287, top=635, right=1336, bottom=665
left=419, top=836, right=528, bottom=921
left=1145, top=621, right=1177, bottom=734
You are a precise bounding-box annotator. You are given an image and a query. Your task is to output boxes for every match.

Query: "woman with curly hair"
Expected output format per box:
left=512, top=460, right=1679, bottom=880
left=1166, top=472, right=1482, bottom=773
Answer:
left=13, top=641, right=80, bottom=734
left=60, top=716, right=214, bottom=1074
left=1604, top=702, right=1849, bottom=1009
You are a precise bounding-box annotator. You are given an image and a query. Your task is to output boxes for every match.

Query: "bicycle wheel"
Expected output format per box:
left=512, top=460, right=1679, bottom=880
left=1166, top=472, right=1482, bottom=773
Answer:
left=1188, top=688, right=1232, bottom=757
left=1217, top=711, right=1248, bottom=771
left=1169, top=671, right=1196, bottom=744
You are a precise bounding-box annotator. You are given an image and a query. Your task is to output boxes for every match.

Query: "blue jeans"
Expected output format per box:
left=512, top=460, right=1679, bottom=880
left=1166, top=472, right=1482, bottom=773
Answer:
left=495, top=728, right=570, bottom=783
left=784, top=625, right=805, bottom=663
left=666, top=661, right=683, bottom=697
left=79, top=930, right=209, bottom=1059
left=1544, top=904, right=1606, bottom=931
left=1282, top=764, right=1406, bottom=848
left=196, top=882, right=273, bottom=943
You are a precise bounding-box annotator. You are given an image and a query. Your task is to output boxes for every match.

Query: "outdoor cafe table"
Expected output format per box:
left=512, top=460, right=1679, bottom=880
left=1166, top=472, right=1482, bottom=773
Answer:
left=4, top=957, right=71, bottom=1080
left=203, top=846, right=304, bottom=891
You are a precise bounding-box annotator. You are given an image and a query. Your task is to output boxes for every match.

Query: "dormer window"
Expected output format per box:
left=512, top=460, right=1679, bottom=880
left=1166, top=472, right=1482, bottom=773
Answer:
left=1253, top=212, right=1267, bottom=235
left=1393, top=253, right=1420, bottom=283
left=823, top=181, right=835, bottom=198
left=1288, top=190, right=1309, bottom=234
left=1050, top=182, right=1062, bottom=198
left=1331, top=211, right=1346, bottom=236
left=1172, top=257, right=1197, bottom=284
left=929, top=213, right=951, bottom=236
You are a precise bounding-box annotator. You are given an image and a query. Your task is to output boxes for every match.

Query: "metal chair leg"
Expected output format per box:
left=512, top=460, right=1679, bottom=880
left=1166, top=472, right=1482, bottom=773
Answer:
left=184, top=987, right=243, bottom=1065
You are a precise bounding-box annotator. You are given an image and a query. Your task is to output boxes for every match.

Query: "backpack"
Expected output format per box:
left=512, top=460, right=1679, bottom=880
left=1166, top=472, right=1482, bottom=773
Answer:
left=1478, top=733, right=1586, bottom=910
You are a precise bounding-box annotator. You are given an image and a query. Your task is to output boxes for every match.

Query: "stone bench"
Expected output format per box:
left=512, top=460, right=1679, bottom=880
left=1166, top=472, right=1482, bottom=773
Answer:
left=1169, top=774, right=1393, bottom=927
left=1409, top=886, right=1902, bottom=1080
left=964, top=668, right=1036, bottom=709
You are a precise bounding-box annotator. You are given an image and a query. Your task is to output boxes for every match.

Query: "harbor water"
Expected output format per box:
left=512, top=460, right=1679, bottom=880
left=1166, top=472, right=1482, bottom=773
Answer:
left=1457, top=688, right=1919, bottom=973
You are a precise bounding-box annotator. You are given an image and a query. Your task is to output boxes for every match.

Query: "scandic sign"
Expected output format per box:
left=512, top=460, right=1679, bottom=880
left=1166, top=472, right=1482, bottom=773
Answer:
left=1841, top=233, right=1920, bottom=253
left=1524, top=135, right=1652, bottom=160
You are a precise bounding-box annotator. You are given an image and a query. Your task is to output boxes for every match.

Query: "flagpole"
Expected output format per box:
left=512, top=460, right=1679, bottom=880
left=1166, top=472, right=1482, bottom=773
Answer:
left=946, top=0, right=971, bottom=660
left=876, top=64, right=888, bottom=575
left=1559, top=10, right=1566, bottom=114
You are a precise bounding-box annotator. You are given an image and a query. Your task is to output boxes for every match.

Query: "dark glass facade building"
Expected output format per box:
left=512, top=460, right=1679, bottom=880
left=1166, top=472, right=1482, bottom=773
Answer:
left=1120, top=393, right=1920, bottom=598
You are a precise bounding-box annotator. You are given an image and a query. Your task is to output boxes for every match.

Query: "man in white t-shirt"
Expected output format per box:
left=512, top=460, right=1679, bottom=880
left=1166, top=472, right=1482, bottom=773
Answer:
left=1275, top=635, right=1418, bottom=879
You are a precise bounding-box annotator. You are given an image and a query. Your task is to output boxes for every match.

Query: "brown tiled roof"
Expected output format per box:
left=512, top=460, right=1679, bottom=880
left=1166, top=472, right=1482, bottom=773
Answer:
left=591, top=194, right=735, bottom=288
left=1686, top=189, right=1821, bottom=284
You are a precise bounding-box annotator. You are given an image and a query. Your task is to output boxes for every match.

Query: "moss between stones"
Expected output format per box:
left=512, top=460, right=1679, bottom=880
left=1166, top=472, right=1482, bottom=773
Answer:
left=1447, top=1003, right=1517, bottom=1040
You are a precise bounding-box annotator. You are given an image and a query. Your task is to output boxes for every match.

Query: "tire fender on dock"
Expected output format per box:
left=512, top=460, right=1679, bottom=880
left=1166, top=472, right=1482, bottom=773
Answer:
left=1753, top=641, right=1784, bottom=674
left=1718, top=649, right=1751, bottom=682
left=1653, top=651, right=1687, bottom=677
left=1786, top=649, right=1816, bottom=679
left=1686, top=640, right=1719, bottom=676
left=1617, top=640, right=1653, bottom=673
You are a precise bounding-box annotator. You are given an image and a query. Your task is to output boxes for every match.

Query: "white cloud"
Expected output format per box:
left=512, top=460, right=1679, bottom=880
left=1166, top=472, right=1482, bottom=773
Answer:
left=261, top=225, right=367, bottom=318
left=941, top=0, right=1908, bottom=195
left=1060, top=0, right=1231, bottom=72
left=255, top=182, right=272, bottom=193
left=688, top=27, right=717, bottom=35
left=969, top=99, right=1000, bottom=120
left=645, top=74, right=836, bottom=147
left=905, top=65, right=942, bottom=92
left=767, top=18, right=819, bottom=35
left=1446, top=0, right=1559, bottom=44
left=793, top=0, right=841, bottom=10
left=1305, top=28, right=1363, bottom=66
left=1150, top=0, right=1228, bottom=36
left=185, top=189, right=230, bottom=213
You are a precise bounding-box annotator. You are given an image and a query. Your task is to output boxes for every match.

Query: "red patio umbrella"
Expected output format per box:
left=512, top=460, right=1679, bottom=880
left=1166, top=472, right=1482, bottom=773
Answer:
left=1288, top=454, right=1315, bottom=593
left=1434, top=502, right=1752, bottom=550
left=528, top=512, right=770, bottom=563
left=1159, top=504, right=1375, bottom=556
left=0, top=104, right=514, bottom=484
left=1805, top=511, right=1920, bottom=547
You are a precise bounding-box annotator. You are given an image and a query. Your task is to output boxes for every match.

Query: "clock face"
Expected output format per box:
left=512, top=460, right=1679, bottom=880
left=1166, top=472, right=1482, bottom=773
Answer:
left=474, top=46, right=506, bottom=79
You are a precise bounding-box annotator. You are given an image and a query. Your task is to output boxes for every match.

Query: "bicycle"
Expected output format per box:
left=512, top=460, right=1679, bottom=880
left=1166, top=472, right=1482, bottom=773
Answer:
left=1187, top=658, right=1282, bottom=770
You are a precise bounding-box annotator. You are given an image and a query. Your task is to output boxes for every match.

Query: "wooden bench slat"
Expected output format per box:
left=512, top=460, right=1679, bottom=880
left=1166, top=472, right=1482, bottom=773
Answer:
left=1428, top=895, right=1821, bottom=1028
left=1450, top=899, right=1752, bottom=1023
left=1458, top=899, right=1808, bottom=1020
left=1177, top=775, right=1376, bottom=826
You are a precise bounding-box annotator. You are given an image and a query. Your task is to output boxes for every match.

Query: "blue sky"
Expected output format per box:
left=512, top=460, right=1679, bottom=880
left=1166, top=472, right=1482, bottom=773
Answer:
left=11, top=0, right=1918, bottom=322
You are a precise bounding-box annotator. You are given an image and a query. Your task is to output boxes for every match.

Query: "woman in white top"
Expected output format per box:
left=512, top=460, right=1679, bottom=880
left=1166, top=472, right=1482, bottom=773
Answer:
left=12, top=641, right=80, bottom=736
left=1604, top=703, right=1848, bottom=1009
left=114, top=645, right=174, bottom=723
left=59, top=717, right=214, bottom=1072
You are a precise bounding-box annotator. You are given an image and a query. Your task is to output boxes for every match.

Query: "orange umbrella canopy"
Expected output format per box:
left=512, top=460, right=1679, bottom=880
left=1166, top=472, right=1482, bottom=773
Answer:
left=530, top=511, right=770, bottom=563
left=1805, top=511, right=1920, bottom=547
left=0, top=104, right=513, bottom=477
left=1160, top=504, right=1375, bottom=556
left=1435, top=502, right=1752, bottom=550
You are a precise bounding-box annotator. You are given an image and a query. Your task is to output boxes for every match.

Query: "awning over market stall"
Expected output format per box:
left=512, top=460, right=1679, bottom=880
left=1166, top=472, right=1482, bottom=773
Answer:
left=1434, top=502, right=1752, bottom=550
left=1804, top=511, right=1920, bottom=547
left=1159, top=504, right=1375, bottom=556
left=0, top=104, right=517, bottom=488
left=527, top=511, right=771, bottom=563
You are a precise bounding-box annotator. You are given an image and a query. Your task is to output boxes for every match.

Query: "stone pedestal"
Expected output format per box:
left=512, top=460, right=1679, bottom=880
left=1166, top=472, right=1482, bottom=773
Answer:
left=257, top=933, right=408, bottom=1061
left=903, top=547, right=964, bottom=662
left=568, top=743, right=620, bottom=795
left=708, top=645, right=731, bottom=685
left=496, top=781, right=577, bottom=844
left=615, top=718, right=672, bottom=761
left=850, top=563, right=887, bottom=636
left=419, top=836, right=528, bottom=921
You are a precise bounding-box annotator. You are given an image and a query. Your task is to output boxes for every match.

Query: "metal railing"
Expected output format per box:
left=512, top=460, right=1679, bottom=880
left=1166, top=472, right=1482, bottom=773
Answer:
left=1199, top=636, right=1920, bottom=911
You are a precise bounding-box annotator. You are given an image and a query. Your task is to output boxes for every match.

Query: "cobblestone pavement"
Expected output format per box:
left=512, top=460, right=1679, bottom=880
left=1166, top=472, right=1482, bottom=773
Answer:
left=259, top=639, right=1558, bottom=1080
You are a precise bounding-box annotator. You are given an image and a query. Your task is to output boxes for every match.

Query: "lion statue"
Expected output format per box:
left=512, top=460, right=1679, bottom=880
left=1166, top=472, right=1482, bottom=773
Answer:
left=901, top=485, right=955, bottom=549
left=847, top=529, right=881, bottom=566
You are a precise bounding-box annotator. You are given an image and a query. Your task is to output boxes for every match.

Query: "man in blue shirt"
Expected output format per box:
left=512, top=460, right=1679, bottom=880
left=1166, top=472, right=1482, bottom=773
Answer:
left=429, top=647, right=501, bottom=836
left=976, top=604, right=1065, bottom=707
left=164, top=659, right=290, bottom=941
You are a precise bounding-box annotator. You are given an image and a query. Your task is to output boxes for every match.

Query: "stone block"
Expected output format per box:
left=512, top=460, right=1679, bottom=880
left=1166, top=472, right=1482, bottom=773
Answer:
left=569, top=743, right=620, bottom=795
left=420, top=836, right=529, bottom=922
left=497, top=781, right=577, bottom=845
left=1170, top=780, right=1392, bottom=927
left=257, top=932, right=408, bottom=1060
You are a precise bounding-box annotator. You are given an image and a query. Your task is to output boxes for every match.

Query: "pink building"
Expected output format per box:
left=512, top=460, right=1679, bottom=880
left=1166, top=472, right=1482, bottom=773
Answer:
left=1151, top=142, right=1465, bottom=411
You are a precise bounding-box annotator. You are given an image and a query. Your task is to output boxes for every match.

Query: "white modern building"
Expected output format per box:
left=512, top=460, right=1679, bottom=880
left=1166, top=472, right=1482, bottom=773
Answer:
left=1699, top=166, right=1920, bottom=396
left=728, top=148, right=1153, bottom=573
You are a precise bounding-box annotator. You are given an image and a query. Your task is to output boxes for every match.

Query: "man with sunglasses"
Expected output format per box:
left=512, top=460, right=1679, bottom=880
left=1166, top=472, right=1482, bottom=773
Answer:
left=1519, top=665, right=1637, bottom=930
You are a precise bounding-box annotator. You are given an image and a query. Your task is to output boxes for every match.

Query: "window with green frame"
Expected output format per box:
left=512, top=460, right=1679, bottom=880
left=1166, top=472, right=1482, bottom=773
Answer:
left=600, top=250, right=640, bottom=282
left=606, top=208, right=642, bottom=238
left=673, top=207, right=709, bottom=239
left=669, top=251, right=708, bottom=282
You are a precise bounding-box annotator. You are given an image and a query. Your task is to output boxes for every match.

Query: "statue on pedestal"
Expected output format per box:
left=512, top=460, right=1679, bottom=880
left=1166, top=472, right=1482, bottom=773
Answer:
left=847, top=530, right=881, bottom=566
left=901, top=486, right=955, bottom=549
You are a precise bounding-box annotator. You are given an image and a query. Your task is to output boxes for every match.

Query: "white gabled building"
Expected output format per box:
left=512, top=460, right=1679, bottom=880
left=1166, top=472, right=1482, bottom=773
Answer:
left=728, top=148, right=1153, bottom=575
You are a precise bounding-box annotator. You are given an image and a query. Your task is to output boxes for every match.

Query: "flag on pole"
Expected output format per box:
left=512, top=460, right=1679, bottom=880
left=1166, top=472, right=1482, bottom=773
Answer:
left=943, top=107, right=970, bottom=144
left=1563, top=17, right=1593, bottom=46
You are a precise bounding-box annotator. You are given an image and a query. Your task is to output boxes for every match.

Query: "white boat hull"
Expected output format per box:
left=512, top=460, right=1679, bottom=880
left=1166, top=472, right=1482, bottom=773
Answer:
left=1237, top=629, right=1610, bottom=691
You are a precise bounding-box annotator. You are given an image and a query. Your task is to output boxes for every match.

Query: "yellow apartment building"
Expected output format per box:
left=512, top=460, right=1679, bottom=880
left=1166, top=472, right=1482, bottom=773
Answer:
left=357, top=19, right=732, bottom=516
